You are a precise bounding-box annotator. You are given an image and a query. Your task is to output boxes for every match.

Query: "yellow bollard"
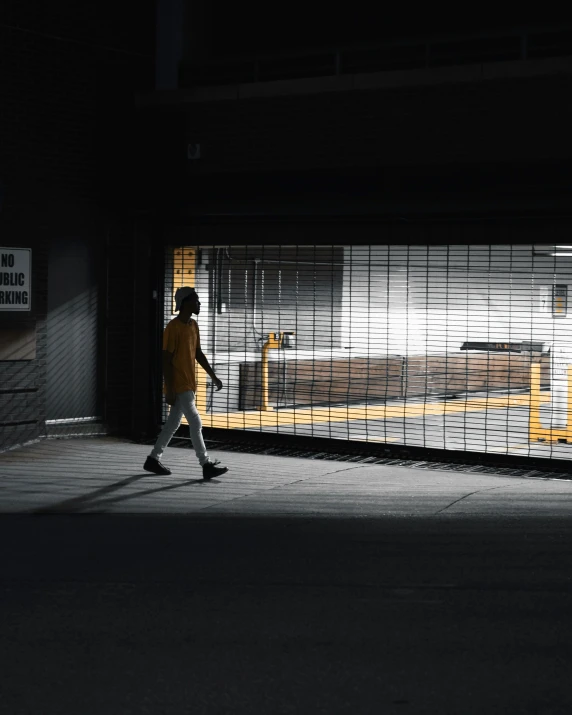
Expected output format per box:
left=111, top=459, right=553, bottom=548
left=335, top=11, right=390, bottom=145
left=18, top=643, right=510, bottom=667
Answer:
left=567, top=364, right=572, bottom=440
left=260, top=332, right=281, bottom=411
left=529, top=363, right=543, bottom=441
left=529, top=362, right=572, bottom=443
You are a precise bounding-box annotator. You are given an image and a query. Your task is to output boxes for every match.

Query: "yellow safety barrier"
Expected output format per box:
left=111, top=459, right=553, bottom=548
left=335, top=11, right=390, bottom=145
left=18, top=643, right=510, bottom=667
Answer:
left=529, top=363, right=572, bottom=443
left=260, top=332, right=283, bottom=411
left=200, top=393, right=538, bottom=429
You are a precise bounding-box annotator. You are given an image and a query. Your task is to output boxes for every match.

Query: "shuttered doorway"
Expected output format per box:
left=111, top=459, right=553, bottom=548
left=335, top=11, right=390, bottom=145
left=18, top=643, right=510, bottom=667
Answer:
left=162, top=243, right=572, bottom=463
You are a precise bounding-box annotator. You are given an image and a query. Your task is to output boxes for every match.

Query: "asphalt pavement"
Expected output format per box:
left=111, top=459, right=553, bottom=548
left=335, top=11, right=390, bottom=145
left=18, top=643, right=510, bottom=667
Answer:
left=1, top=437, right=572, bottom=714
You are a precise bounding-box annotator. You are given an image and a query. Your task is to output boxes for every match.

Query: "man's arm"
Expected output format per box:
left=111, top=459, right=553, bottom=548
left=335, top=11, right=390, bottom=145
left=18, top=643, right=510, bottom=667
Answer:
left=162, top=350, right=176, bottom=403
left=196, top=348, right=223, bottom=390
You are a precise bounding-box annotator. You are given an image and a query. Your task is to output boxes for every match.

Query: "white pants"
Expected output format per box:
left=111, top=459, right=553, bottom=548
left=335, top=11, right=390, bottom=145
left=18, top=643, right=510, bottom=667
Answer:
left=150, top=390, right=209, bottom=466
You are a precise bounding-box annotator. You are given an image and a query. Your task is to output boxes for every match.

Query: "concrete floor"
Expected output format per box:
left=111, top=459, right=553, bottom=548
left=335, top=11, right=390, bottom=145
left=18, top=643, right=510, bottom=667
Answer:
left=1, top=436, right=572, bottom=516
left=247, top=405, right=572, bottom=460
left=2, top=437, right=572, bottom=713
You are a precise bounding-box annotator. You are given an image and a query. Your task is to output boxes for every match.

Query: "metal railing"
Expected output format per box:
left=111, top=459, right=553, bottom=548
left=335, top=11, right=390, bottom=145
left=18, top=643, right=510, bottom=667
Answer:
left=179, top=24, right=572, bottom=89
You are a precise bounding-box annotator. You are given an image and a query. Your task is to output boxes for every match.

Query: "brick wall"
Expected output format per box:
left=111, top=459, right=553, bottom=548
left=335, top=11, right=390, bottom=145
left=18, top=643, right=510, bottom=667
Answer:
left=0, top=1, right=155, bottom=451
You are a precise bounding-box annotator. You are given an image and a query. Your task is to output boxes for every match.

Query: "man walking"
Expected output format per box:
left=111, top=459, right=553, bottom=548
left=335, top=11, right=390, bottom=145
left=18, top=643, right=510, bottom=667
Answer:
left=144, top=286, right=228, bottom=480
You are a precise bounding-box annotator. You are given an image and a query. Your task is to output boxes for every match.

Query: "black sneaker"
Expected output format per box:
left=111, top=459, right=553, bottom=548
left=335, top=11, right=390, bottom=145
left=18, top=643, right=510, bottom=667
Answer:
left=202, top=460, right=228, bottom=480
left=144, top=456, right=172, bottom=475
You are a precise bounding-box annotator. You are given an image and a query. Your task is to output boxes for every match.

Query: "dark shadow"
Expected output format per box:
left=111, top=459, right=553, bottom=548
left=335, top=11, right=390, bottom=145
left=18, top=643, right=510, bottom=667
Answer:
left=31, top=474, right=209, bottom=514
left=75, top=478, right=213, bottom=512
left=31, top=473, right=149, bottom=515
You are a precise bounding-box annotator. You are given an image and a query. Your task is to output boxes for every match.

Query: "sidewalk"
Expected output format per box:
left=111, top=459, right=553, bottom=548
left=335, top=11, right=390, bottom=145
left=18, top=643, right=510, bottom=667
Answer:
left=1, top=435, right=571, bottom=517
left=3, top=436, right=572, bottom=714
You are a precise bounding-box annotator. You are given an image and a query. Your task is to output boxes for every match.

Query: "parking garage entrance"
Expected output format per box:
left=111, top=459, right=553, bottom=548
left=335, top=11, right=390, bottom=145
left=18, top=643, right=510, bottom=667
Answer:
left=162, top=241, right=572, bottom=463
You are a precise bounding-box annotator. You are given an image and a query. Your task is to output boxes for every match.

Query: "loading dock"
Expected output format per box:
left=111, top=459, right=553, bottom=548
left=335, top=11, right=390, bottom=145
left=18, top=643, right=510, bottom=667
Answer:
left=161, top=242, right=572, bottom=463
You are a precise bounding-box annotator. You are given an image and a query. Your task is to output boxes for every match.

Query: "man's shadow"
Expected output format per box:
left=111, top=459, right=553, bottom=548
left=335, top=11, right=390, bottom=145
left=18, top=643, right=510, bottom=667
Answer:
left=31, top=472, right=218, bottom=515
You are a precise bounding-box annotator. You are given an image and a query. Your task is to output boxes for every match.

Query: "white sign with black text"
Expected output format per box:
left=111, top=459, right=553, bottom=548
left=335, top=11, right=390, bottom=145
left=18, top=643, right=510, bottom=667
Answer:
left=0, top=248, right=32, bottom=311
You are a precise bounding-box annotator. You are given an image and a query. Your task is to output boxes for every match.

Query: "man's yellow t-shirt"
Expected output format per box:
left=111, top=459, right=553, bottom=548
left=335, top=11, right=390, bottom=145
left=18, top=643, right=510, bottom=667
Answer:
left=162, top=317, right=200, bottom=394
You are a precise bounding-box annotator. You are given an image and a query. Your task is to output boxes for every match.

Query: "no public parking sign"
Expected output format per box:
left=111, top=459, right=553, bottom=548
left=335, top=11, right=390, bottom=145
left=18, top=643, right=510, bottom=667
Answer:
left=0, top=248, right=31, bottom=311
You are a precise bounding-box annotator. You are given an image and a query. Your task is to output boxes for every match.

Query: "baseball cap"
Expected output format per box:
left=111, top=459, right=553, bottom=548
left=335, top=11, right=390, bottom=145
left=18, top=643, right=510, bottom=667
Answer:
left=174, top=286, right=197, bottom=311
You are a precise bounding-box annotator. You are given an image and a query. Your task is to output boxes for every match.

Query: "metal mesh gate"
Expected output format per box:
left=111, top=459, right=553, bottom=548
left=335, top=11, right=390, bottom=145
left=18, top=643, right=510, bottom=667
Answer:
left=162, top=243, right=572, bottom=462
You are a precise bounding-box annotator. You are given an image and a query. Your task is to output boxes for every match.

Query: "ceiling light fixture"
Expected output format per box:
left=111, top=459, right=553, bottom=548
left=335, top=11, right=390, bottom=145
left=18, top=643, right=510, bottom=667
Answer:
left=533, top=248, right=572, bottom=256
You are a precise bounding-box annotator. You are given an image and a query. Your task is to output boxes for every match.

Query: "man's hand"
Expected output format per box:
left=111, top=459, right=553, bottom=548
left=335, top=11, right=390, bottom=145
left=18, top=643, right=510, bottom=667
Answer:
left=213, top=377, right=223, bottom=392
left=165, top=391, right=176, bottom=406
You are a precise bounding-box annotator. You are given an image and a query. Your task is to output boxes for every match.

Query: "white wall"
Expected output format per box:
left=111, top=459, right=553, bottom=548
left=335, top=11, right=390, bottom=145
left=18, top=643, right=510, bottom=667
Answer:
left=341, top=245, right=572, bottom=355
